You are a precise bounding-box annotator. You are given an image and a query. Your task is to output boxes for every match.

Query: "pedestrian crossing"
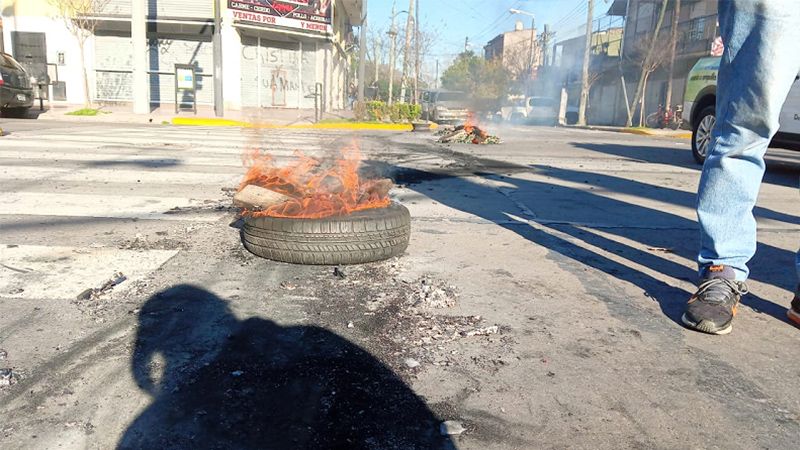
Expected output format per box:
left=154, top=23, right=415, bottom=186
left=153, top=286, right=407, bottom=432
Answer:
left=0, top=122, right=356, bottom=301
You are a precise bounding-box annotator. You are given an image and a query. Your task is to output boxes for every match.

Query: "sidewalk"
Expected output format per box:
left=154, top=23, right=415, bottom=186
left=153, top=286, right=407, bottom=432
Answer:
left=24, top=103, right=690, bottom=137
left=28, top=104, right=342, bottom=126
left=577, top=124, right=692, bottom=139
left=26, top=103, right=433, bottom=131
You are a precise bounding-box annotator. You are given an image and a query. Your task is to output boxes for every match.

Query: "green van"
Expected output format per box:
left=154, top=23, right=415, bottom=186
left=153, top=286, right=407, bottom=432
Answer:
left=683, top=56, right=800, bottom=163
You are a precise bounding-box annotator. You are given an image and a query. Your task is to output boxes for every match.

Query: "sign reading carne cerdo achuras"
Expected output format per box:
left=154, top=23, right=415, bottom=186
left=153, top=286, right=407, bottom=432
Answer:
left=228, top=0, right=332, bottom=34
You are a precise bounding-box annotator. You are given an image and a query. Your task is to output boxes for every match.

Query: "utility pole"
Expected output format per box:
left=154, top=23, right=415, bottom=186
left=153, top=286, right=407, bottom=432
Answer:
left=465, top=37, right=469, bottom=52
left=414, top=0, right=420, bottom=104
left=527, top=16, right=535, bottom=95
left=435, top=59, right=439, bottom=89
left=213, top=0, right=223, bottom=116
left=357, top=0, right=368, bottom=102
left=132, top=0, right=147, bottom=114
left=664, top=0, right=681, bottom=112
left=387, top=8, right=398, bottom=105
left=374, top=36, right=380, bottom=84
left=577, top=0, right=594, bottom=126
left=543, top=24, right=550, bottom=66
left=399, top=0, right=415, bottom=104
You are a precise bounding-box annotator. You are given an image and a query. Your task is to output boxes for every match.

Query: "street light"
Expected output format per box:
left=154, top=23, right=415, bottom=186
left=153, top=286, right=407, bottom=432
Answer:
left=510, top=8, right=536, bottom=96
left=386, top=9, right=409, bottom=106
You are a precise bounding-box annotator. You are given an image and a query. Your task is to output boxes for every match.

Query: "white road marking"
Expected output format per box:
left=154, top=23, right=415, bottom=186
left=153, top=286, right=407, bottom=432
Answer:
left=0, top=192, right=221, bottom=221
left=0, top=245, right=178, bottom=300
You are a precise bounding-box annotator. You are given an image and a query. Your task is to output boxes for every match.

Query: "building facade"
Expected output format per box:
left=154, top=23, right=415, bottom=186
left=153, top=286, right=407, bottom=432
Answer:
left=0, top=0, right=362, bottom=114
left=484, top=21, right=542, bottom=96
left=549, top=0, right=719, bottom=126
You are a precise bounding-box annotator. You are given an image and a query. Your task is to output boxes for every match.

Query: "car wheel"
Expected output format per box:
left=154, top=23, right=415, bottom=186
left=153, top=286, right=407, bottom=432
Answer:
left=242, top=202, right=411, bottom=265
left=566, top=112, right=579, bottom=125
left=692, top=106, right=716, bottom=164
left=4, top=107, right=30, bottom=119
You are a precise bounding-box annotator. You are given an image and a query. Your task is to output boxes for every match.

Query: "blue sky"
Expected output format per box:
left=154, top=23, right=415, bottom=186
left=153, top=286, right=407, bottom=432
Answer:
left=368, top=0, right=616, bottom=75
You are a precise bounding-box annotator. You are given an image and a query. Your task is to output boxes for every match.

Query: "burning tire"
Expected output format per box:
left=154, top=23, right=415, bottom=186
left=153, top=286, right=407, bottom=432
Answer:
left=242, top=202, right=410, bottom=265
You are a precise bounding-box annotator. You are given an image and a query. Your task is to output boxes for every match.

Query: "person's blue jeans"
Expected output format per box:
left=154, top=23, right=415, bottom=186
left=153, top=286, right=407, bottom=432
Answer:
left=697, top=0, right=800, bottom=281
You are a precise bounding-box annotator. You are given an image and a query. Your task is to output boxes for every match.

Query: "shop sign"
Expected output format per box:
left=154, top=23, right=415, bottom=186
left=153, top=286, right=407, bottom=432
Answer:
left=228, top=1, right=332, bottom=34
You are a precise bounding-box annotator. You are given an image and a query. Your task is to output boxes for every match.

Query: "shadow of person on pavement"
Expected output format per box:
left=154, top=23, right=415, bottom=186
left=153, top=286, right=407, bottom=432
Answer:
left=118, top=284, right=452, bottom=450
left=389, top=158, right=795, bottom=328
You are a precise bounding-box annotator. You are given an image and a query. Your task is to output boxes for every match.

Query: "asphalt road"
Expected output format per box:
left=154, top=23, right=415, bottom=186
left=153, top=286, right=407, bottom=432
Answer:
left=2, top=119, right=800, bottom=449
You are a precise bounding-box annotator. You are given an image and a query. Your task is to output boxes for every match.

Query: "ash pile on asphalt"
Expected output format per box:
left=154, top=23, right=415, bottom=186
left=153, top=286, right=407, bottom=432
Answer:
left=304, top=260, right=501, bottom=372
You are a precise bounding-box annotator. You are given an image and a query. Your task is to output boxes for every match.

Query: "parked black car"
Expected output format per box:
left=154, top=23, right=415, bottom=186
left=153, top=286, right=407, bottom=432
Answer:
left=0, top=53, right=34, bottom=118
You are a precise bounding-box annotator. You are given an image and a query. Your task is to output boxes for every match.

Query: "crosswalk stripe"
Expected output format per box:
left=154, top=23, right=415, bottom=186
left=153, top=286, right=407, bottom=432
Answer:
left=1, top=192, right=224, bottom=221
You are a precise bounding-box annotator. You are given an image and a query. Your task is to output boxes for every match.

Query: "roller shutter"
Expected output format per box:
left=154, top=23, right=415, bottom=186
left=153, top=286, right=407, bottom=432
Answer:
left=241, top=36, right=316, bottom=109
left=147, top=0, right=213, bottom=20
left=241, top=35, right=260, bottom=108
left=95, top=33, right=133, bottom=102
left=94, top=34, right=213, bottom=105
left=301, top=42, right=318, bottom=109
left=147, top=36, right=214, bottom=106
left=97, top=1, right=212, bottom=19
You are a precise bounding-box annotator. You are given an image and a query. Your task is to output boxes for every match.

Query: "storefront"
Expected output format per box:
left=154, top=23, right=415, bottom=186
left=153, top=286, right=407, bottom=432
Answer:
left=239, top=35, right=318, bottom=109
left=93, top=2, right=216, bottom=106
left=227, top=0, right=350, bottom=111
left=1, top=0, right=361, bottom=113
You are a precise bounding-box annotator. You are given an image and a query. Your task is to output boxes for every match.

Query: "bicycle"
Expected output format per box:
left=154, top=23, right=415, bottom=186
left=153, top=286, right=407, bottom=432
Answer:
left=645, top=104, right=683, bottom=130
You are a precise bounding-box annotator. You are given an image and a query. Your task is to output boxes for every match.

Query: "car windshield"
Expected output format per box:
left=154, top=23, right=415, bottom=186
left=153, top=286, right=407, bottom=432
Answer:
left=436, top=92, right=463, bottom=102
left=531, top=98, right=557, bottom=108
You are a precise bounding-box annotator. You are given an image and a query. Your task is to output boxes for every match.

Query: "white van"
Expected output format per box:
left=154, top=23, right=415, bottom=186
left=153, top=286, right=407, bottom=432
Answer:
left=684, top=56, right=800, bottom=163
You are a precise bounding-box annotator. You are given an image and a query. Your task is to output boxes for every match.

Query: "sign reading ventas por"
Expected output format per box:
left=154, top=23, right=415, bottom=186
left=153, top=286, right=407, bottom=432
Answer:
left=228, top=0, right=332, bottom=34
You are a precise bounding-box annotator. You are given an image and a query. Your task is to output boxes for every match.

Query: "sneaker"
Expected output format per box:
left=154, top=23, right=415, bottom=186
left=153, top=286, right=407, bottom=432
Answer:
left=788, top=285, right=800, bottom=327
left=682, top=265, right=748, bottom=335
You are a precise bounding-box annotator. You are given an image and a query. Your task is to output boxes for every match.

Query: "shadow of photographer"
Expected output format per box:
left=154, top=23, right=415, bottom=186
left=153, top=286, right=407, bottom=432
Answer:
left=118, top=284, right=453, bottom=450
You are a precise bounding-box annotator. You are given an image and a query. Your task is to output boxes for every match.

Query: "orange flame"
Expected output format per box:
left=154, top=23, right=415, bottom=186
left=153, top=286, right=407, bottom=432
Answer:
left=238, top=139, right=391, bottom=219
left=463, top=113, right=488, bottom=141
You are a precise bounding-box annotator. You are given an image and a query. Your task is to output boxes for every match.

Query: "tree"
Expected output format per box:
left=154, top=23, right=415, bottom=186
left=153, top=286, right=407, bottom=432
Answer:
left=48, top=0, right=110, bottom=108
left=626, top=0, right=669, bottom=127
left=498, top=40, right=540, bottom=95
left=441, top=51, right=510, bottom=99
left=664, top=0, right=682, bottom=113
left=626, top=34, right=672, bottom=126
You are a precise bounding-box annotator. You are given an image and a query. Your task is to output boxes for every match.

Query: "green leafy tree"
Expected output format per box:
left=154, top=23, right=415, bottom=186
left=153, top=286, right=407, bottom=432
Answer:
left=441, top=51, right=510, bottom=98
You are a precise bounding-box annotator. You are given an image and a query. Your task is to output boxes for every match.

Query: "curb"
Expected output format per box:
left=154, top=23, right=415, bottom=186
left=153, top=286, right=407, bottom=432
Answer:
left=574, top=125, right=691, bottom=139
left=171, top=117, right=439, bottom=131
left=618, top=128, right=692, bottom=139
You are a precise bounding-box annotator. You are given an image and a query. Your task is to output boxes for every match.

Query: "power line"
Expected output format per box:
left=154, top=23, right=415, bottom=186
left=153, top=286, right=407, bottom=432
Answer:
left=471, top=0, right=525, bottom=42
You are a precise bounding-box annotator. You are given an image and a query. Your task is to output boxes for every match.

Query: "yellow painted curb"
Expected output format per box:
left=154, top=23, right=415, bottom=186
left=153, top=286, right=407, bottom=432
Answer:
left=619, top=128, right=691, bottom=139
left=171, top=117, right=439, bottom=131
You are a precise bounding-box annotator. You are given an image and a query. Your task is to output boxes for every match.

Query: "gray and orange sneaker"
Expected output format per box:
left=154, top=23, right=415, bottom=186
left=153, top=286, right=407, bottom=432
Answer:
left=682, top=265, right=748, bottom=335
left=788, top=286, right=800, bottom=327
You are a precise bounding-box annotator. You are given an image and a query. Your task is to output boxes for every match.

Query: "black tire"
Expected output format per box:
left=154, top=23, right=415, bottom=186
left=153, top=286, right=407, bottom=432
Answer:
left=242, top=202, right=410, bottom=265
left=692, top=106, right=716, bottom=164
left=565, top=112, right=578, bottom=125
left=645, top=112, right=660, bottom=128
left=5, top=107, right=30, bottom=118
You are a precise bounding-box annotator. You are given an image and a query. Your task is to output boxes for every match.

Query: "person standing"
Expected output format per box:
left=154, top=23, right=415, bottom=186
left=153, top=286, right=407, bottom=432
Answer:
left=682, top=0, right=800, bottom=334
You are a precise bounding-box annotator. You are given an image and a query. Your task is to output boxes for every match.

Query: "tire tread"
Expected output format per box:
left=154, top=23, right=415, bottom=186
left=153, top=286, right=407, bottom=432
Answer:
left=242, top=203, right=411, bottom=265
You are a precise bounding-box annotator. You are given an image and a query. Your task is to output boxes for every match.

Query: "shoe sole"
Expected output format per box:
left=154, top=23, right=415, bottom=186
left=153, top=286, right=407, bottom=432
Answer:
left=681, top=313, right=732, bottom=335
left=788, top=308, right=800, bottom=327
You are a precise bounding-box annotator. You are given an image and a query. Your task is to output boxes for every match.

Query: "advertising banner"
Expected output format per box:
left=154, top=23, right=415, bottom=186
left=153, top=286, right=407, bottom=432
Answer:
left=228, top=1, right=332, bottom=34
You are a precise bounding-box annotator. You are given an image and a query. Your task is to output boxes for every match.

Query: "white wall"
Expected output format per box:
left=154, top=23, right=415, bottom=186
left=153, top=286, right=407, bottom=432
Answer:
left=220, top=19, right=242, bottom=110
left=3, top=15, right=92, bottom=106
